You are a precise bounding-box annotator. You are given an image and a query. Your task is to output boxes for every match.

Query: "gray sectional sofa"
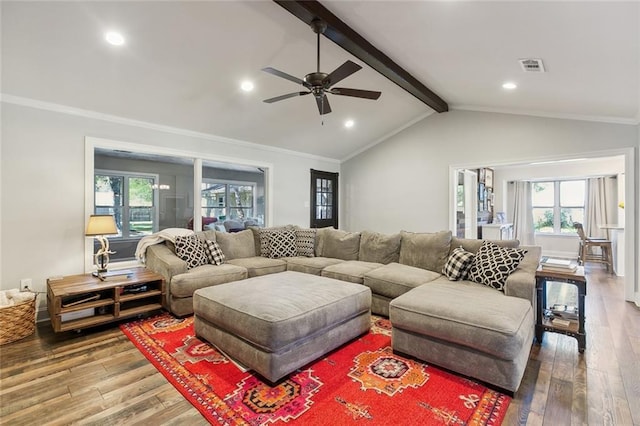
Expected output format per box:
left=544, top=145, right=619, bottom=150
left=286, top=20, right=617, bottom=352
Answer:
left=145, top=226, right=540, bottom=317
left=144, top=225, right=541, bottom=392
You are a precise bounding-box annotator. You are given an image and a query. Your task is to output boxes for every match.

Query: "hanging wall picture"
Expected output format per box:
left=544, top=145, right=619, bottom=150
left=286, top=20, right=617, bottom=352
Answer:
left=485, top=168, right=494, bottom=189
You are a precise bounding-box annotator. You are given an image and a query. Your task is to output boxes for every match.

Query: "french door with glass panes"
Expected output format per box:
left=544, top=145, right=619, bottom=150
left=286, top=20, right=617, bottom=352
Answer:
left=310, top=169, right=338, bottom=229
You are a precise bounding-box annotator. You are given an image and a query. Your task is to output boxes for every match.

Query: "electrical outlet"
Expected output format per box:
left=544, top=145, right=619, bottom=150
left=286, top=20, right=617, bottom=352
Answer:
left=20, top=278, right=32, bottom=291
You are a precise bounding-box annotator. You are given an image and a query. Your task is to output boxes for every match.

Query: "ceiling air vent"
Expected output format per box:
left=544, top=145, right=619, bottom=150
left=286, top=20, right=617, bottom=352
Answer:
left=519, top=58, right=545, bottom=73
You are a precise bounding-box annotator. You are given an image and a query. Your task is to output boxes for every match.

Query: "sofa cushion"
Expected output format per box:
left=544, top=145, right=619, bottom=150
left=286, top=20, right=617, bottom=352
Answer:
left=223, top=219, right=245, bottom=232
left=246, top=226, right=263, bottom=256
left=294, top=227, right=316, bottom=257
left=215, top=229, right=256, bottom=260
left=358, top=231, right=401, bottom=264
left=285, top=256, right=345, bottom=275
left=467, top=241, right=527, bottom=291
left=363, top=262, right=441, bottom=299
left=203, top=240, right=226, bottom=265
left=399, top=230, right=452, bottom=273
left=170, top=264, right=248, bottom=298
left=314, top=226, right=334, bottom=256
left=268, top=228, right=298, bottom=258
left=449, top=237, right=519, bottom=255
left=227, top=257, right=287, bottom=277
left=389, top=280, right=533, bottom=361
left=195, top=229, right=217, bottom=242
left=321, top=228, right=361, bottom=260
left=442, top=246, right=475, bottom=280
left=321, top=261, right=382, bottom=284
left=174, top=235, right=208, bottom=269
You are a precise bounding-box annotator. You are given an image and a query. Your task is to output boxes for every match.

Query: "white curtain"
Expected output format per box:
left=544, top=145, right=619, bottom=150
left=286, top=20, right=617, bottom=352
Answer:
left=512, top=181, right=535, bottom=245
left=585, top=177, right=613, bottom=239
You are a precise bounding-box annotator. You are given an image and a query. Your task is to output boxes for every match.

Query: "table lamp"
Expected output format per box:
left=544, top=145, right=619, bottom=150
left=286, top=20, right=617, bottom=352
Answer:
left=85, top=214, right=118, bottom=274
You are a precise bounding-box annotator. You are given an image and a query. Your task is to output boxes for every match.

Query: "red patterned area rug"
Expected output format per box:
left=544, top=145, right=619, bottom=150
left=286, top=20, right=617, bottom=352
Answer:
left=121, top=313, right=510, bottom=425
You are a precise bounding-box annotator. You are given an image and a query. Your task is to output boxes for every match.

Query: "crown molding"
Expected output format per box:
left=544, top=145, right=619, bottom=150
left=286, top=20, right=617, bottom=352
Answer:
left=452, top=104, right=639, bottom=126
left=0, top=93, right=341, bottom=164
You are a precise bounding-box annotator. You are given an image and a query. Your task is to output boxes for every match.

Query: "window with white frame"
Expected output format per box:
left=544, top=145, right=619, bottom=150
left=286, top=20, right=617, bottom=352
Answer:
left=201, top=180, right=256, bottom=222
left=532, top=180, right=585, bottom=234
left=95, top=170, right=158, bottom=238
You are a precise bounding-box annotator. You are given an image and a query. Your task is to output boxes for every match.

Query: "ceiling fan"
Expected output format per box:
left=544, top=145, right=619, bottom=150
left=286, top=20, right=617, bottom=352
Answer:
left=262, top=19, right=382, bottom=115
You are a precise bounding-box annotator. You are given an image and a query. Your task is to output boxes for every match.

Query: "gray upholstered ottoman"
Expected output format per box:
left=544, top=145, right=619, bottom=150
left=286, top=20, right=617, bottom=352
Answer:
left=389, top=280, right=534, bottom=393
left=193, top=271, right=371, bottom=382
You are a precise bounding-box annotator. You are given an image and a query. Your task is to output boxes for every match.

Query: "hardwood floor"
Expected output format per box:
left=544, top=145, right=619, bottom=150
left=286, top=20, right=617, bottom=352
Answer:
left=1, top=266, right=638, bottom=425
left=504, top=265, right=640, bottom=425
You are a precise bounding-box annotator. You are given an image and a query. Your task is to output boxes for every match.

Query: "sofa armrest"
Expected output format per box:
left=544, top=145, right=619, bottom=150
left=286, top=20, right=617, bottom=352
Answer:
left=145, top=243, right=188, bottom=287
left=504, top=245, right=541, bottom=309
left=504, top=269, right=535, bottom=307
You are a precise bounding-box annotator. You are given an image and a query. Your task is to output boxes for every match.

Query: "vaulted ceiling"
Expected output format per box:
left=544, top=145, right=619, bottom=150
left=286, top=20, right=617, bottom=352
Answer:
left=2, top=1, right=638, bottom=160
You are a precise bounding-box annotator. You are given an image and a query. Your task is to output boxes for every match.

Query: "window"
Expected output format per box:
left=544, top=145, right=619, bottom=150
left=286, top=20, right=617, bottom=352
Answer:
left=95, top=171, right=158, bottom=238
left=201, top=180, right=256, bottom=222
left=532, top=180, right=585, bottom=234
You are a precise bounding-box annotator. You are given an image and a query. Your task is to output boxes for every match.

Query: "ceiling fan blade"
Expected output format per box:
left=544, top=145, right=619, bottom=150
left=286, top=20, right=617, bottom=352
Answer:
left=330, top=87, right=382, bottom=100
left=326, top=60, right=362, bottom=87
left=315, top=94, right=332, bottom=115
left=261, top=67, right=309, bottom=87
left=263, top=91, right=310, bottom=103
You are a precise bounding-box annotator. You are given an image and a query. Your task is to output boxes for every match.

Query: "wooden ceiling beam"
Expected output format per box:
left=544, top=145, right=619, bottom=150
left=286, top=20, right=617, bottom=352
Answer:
left=273, top=0, right=448, bottom=113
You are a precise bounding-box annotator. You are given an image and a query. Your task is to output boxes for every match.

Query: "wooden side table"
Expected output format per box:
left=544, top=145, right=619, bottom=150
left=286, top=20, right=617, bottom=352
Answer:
left=47, top=268, right=165, bottom=332
left=535, top=266, right=587, bottom=352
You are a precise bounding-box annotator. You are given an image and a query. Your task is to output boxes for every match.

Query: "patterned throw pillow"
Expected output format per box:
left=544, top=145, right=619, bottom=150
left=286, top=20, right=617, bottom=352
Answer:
left=268, top=229, right=298, bottom=258
left=203, top=240, right=226, bottom=265
left=442, top=246, right=475, bottom=281
left=295, top=227, right=317, bottom=257
left=467, top=241, right=527, bottom=291
left=257, top=228, right=275, bottom=257
left=174, top=235, right=208, bottom=269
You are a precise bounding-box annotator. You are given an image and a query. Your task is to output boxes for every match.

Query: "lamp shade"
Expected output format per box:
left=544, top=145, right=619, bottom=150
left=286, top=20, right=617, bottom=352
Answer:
left=85, top=215, right=118, bottom=236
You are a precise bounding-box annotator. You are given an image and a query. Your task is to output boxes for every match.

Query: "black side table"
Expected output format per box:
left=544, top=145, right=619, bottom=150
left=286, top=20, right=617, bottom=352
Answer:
left=535, top=266, right=587, bottom=353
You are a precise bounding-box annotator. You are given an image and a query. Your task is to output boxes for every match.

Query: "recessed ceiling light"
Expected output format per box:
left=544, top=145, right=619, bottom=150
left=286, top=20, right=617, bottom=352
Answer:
left=502, top=82, right=517, bottom=90
left=105, top=31, right=125, bottom=46
left=240, top=81, right=254, bottom=92
left=344, top=119, right=354, bottom=128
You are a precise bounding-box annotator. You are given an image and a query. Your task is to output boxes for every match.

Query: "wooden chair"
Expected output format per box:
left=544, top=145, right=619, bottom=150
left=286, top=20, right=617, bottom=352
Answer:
left=574, top=222, right=614, bottom=273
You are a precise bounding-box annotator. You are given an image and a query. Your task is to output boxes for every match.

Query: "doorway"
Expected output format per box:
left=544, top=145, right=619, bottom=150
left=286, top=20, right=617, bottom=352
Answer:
left=455, top=169, right=478, bottom=238
left=310, top=169, right=338, bottom=229
left=449, top=150, right=636, bottom=305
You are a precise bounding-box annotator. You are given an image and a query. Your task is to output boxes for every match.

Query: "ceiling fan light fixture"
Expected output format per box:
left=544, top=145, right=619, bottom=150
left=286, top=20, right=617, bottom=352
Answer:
left=260, top=18, right=381, bottom=116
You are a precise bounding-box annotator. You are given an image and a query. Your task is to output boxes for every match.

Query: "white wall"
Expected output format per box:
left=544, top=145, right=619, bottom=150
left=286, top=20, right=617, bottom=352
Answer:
left=0, top=103, right=339, bottom=311
left=342, top=110, right=636, bottom=231
left=341, top=109, right=638, bottom=300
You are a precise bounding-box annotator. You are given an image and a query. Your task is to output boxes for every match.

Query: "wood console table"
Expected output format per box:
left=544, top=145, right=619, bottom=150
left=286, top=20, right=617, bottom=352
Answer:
left=535, top=266, right=587, bottom=353
left=47, top=268, right=165, bottom=332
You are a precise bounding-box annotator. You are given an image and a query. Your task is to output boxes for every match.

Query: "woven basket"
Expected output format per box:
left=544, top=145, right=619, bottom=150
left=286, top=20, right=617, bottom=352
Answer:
left=0, top=296, right=36, bottom=345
